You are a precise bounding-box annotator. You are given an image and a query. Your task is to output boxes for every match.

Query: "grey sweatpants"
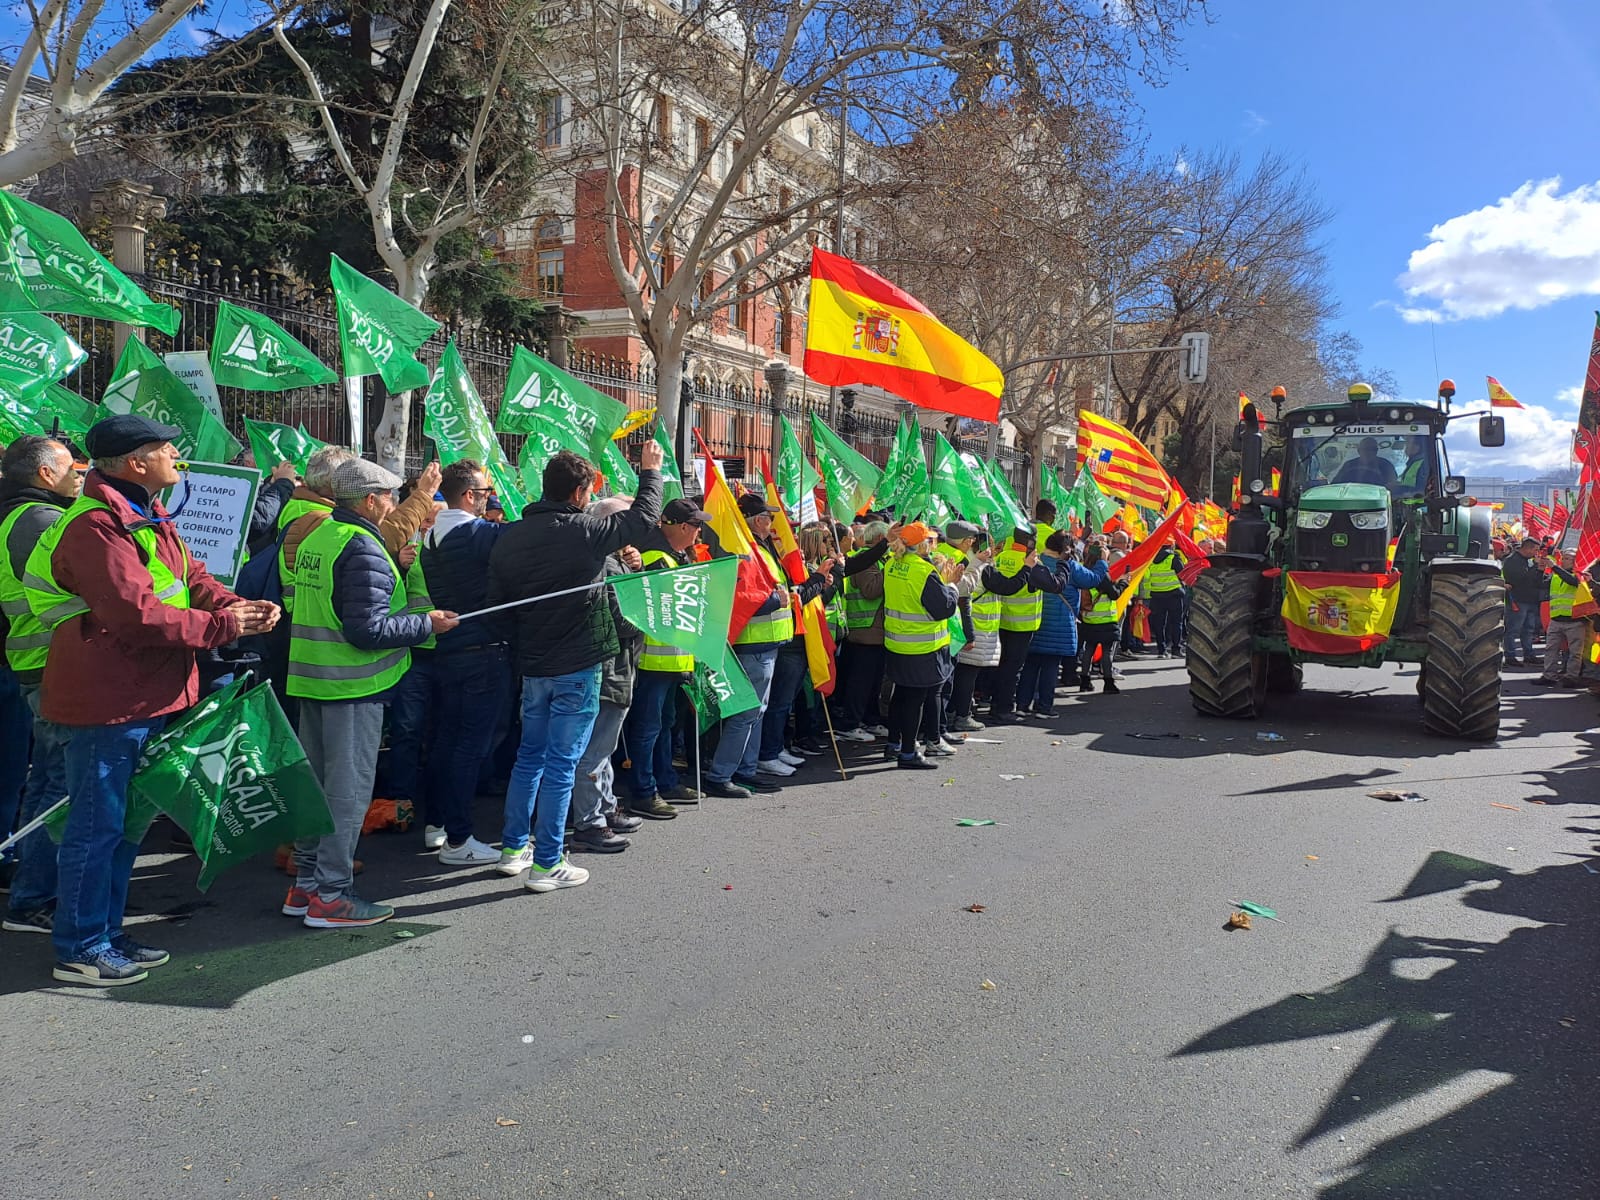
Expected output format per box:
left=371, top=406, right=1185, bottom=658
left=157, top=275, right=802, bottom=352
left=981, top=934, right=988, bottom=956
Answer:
left=570, top=699, right=627, bottom=831
left=293, top=700, right=385, bottom=900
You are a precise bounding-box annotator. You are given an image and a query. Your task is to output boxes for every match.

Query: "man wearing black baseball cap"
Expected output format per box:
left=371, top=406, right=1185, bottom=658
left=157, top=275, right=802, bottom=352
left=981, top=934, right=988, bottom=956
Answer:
left=23, top=413, right=280, bottom=986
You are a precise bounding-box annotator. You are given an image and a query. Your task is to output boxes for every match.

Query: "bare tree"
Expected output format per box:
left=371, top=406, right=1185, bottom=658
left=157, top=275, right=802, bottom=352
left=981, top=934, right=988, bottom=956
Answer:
left=0, top=0, right=206, bottom=186
left=532, top=0, right=1207, bottom=434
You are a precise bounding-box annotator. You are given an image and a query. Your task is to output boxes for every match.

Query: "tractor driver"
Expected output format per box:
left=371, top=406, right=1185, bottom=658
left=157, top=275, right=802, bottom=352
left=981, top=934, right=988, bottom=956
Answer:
left=1333, top=436, right=1399, bottom=488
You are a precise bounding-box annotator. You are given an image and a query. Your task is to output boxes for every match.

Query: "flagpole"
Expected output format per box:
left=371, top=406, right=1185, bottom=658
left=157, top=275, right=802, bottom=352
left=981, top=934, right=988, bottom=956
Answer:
left=452, top=580, right=610, bottom=622
left=0, top=797, right=69, bottom=855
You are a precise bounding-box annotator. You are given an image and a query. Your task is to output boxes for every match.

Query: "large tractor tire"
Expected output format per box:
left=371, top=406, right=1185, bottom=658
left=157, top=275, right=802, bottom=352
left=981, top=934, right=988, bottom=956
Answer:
left=1188, top=569, right=1265, bottom=718
left=1422, top=572, right=1504, bottom=740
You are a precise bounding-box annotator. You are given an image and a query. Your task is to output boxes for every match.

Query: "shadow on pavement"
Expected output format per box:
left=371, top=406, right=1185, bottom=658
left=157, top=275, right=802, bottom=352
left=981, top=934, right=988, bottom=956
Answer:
left=1174, top=837, right=1600, bottom=1199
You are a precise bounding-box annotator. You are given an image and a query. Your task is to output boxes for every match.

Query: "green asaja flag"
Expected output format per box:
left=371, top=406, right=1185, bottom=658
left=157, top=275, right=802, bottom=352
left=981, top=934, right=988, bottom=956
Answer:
left=809, top=412, right=881, bottom=523
left=495, top=345, right=628, bottom=460
left=105, top=339, right=242, bottom=463
left=774, top=413, right=820, bottom=512
left=0, top=311, right=86, bottom=394
left=126, top=680, right=335, bottom=891
left=875, top=415, right=928, bottom=514
left=610, top=556, right=738, bottom=665
left=212, top=300, right=337, bottom=391
left=681, top=640, right=760, bottom=732
left=516, top=414, right=591, bottom=495
left=0, top=378, right=91, bottom=443
left=1039, top=461, right=1074, bottom=518
left=0, top=191, right=179, bottom=334
left=422, top=339, right=525, bottom=520
left=1063, top=462, right=1119, bottom=531
left=655, top=425, right=684, bottom=504
left=329, top=254, right=439, bottom=393
left=977, top=456, right=1030, bottom=530
left=244, top=418, right=327, bottom=473
left=598, top=436, right=637, bottom=495
left=917, top=491, right=954, bottom=530
left=929, top=432, right=994, bottom=523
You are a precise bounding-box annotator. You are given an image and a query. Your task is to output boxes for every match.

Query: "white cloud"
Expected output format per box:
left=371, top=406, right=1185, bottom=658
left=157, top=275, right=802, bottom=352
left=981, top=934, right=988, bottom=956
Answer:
left=1396, top=178, right=1600, bottom=321
left=1445, top=392, right=1578, bottom=477
left=1242, top=109, right=1268, bottom=135
left=1174, top=154, right=1190, bottom=178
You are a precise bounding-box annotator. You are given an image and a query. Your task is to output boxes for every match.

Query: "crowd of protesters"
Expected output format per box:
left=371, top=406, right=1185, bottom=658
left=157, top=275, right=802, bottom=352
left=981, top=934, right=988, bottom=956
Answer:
left=0, top=418, right=1200, bottom=987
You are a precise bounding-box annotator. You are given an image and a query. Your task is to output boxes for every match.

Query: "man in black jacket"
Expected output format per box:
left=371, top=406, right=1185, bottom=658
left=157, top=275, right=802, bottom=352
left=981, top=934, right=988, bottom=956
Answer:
left=1501, top=537, right=1547, bottom=667
left=488, top=441, right=663, bottom=892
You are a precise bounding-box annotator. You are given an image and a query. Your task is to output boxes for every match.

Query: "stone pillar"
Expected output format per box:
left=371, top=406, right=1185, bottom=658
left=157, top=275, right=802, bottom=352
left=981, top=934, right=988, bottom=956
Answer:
left=764, top=359, right=789, bottom=462
left=89, top=180, right=166, bottom=357
left=540, top=304, right=572, bottom=368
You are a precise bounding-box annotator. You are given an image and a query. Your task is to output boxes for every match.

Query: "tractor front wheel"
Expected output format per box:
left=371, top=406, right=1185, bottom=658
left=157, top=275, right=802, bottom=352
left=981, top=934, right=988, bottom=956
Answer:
left=1188, top=569, right=1264, bottom=718
left=1422, top=572, right=1504, bottom=740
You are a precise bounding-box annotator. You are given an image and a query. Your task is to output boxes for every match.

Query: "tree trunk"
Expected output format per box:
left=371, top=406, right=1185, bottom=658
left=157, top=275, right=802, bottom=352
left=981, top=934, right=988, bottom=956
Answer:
left=372, top=262, right=429, bottom=476
left=654, top=352, right=685, bottom=477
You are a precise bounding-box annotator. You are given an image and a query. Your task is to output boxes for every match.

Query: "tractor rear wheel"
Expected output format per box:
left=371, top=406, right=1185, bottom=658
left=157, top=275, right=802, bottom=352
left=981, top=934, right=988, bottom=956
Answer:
left=1422, top=572, right=1504, bottom=740
left=1188, top=569, right=1263, bottom=718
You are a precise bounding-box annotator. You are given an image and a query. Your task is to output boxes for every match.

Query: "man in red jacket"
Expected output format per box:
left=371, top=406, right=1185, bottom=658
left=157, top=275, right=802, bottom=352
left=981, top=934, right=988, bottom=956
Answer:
left=26, top=415, right=279, bottom=986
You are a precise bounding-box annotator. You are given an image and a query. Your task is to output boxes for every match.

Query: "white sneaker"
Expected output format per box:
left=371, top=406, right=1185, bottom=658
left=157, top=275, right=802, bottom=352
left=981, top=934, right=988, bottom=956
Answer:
left=756, top=758, right=796, bottom=776
left=439, top=835, right=500, bottom=866
left=524, top=857, right=590, bottom=893
left=495, top=846, right=535, bottom=876
left=777, top=749, right=806, bottom=767
left=422, top=824, right=447, bottom=850
left=863, top=724, right=889, bottom=738
left=836, top=728, right=875, bottom=742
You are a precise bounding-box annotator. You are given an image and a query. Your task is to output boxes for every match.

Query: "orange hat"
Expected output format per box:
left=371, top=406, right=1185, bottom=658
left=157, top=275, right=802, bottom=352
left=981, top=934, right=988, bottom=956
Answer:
left=899, top=521, right=932, bottom=547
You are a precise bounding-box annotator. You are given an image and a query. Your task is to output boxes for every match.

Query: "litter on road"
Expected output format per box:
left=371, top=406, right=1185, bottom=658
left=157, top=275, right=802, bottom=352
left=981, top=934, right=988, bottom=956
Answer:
left=1234, top=900, right=1279, bottom=920
left=954, top=818, right=998, bottom=827
left=1369, top=789, right=1428, bottom=803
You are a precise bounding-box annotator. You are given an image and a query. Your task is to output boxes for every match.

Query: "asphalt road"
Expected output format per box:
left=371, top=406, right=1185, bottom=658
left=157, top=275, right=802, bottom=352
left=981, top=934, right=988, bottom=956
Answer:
left=2, top=655, right=1597, bottom=1200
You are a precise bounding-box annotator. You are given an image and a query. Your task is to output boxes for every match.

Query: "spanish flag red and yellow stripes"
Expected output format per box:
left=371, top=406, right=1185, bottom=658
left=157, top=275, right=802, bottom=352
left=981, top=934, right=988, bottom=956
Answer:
left=801, top=594, right=837, bottom=695
left=759, top=454, right=808, bottom=585
left=1281, top=571, right=1403, bottom=655
left=803, top=248, right=1002, bottom=421
left=1487, top=375, right=1525, bottom=409
left=1075, top=410, right=1174, bottom=509
left=694, top=429, right=757, bottom=561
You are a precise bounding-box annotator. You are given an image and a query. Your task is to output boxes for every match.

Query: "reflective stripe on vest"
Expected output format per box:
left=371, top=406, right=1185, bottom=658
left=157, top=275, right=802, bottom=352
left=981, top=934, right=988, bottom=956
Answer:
left=938, top=544, right=1000, bottom=632
left=0, top=502, right=61, bottom=672
left=638, top=548, right=694, bottom=671
left=1146, top=555, right=1181, bottom=593
left=733, top=546, right=795, bottom=645
left=1549, top=574, right=1578, bottom=618
left=287, top=518, right=412, bottom=700
left=882, top=552, right=951, bottom=655
left=405, top=556, right=435, bottom=651
left=992, top=547, right=1042, bottom=632
left=23, top=497, right=190, bottom=634
left=1083, top=592, right=1119, bottom=624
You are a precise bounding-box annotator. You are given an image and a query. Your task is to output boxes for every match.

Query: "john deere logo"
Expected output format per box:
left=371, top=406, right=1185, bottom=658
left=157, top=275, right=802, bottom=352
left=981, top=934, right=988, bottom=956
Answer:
left=1332, top=533, right=1349, bottom=547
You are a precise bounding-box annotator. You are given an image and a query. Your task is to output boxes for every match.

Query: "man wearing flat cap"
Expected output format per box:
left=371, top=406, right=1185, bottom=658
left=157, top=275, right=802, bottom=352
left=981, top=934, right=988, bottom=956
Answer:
left=283, top=457, right=459, bottom=929
left=23, top=414, right=281, bottom=987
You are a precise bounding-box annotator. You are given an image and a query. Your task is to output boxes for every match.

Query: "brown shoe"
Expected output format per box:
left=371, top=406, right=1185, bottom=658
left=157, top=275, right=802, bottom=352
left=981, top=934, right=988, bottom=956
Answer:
left=628, top=794, right=678, bottom=821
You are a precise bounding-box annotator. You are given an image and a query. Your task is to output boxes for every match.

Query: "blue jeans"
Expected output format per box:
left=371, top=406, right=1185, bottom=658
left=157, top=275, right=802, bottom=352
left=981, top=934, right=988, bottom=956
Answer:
left=623, top=670, right=681, bottom=799
left=1017, top=653, right=1063, bottom=713
left=502, top=667, right=601, bottom=868
left=8, top=685, right=66, bottom=916
left=1504, top=602, right=1540, bottom=659
left=54, top=715, right=167, bottom=962
left=759, top=646, right=809, bottom=761
left=0, top=663, right=29, bottom=858
left=707, top=645, right=778, bottom=784
left=386, top=652, right=435, bottom=809
left=424, top=646, right=511, bottom=844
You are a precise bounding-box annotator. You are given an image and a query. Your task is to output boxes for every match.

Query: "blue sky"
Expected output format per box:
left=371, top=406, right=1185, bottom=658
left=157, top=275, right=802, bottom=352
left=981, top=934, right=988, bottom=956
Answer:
left=1136, top=0, right=1600, bottom=478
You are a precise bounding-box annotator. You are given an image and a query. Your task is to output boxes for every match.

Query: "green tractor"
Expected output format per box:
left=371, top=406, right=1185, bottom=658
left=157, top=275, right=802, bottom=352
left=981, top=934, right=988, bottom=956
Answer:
left=1187, top=380, right=1508, bottom=739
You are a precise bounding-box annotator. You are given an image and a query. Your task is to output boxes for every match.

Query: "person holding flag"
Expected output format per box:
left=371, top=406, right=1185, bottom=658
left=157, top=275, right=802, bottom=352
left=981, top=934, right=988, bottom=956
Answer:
left=1076, top=540, right=1125, bottom=693
left=1539, top=547, right=1584, bottom=687
left=621, top=497, right=715, bottom=821
left=23, top=415, right=281, bottom=985
left=883, top=523, right=963, bottom=769
left=984, top=527, right=1067, bottom=725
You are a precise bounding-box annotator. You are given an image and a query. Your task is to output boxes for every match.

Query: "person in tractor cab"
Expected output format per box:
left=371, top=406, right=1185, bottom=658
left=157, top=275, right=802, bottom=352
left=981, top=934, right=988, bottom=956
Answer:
left=1333, top=437, right=1398, bottom=488
left=1395, top=436, right=1432, bottom=497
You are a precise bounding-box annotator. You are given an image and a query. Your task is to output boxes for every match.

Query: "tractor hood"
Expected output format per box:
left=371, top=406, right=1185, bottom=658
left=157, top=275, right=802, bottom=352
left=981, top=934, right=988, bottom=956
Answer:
left=1298, top=483, right=1390, bottom=512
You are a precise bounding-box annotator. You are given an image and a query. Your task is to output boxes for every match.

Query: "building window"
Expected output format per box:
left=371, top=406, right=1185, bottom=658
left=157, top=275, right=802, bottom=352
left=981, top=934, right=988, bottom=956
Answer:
left=776, top=303, right=792, bottom=355
left=777, top=186, right=792, bottom=234
left=653, top=95, right=672, bottom=150
left=535, top=215, right=564, bottom=296
left=727, top=255, right=748, bottom=334
left=538, top=92, right=564, bottom=148
left=694, top=117, right=710, bottom=170
left=731, top=138, right=746, bottom=193
left=853, top=229, right=865, bottom=259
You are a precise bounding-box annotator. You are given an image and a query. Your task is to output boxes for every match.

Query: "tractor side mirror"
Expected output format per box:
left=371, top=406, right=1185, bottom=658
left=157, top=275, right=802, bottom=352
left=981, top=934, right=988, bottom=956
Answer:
left=1479, top=415, right=1506, bottom=447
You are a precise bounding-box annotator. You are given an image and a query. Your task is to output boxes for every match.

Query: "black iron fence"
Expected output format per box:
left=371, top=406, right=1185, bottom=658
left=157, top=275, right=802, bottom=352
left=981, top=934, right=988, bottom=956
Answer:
left=56, top=253, right=1030, bottom=498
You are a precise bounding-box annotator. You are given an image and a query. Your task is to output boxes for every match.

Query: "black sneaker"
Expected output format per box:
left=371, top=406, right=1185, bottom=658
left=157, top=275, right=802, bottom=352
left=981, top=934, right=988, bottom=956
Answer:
left=733, top=774, right=783, bottom=794
left=110, top=934, right=170, bottom=967
left=1504, top=657, right=1524, bottom=667
left=2, top=908, right=52, bottom=934
left=1079, top=679, right=1094, bottom=693
left=53, top=949, right=148, bottom=987
left=607, top=812, right=644, bottom=833
left=571, top=825, right=631, bottom=853
left=704, top=779, right=753, bottom=799
left=659, top=785, right=702, bottom=805
left=628, top=794, right=679, bottom=821
left=897, top=754, right=939, bottom=770
left=1103, top=680, right=1121, bottom=694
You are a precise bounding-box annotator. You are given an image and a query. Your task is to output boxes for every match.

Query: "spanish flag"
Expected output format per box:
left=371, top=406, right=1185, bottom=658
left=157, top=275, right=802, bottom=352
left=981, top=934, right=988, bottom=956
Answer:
left=1281, top=571, right=1403, bottom=655
left=759, top=454, right=808, bottom=585
left=1076, top=410, right=1174, bottom=509
left=1239, top=390, right=1266, bottom=430
left=803, top=248, right=1002, bottom=422
left=1486, top=376, right=1525, bottom=409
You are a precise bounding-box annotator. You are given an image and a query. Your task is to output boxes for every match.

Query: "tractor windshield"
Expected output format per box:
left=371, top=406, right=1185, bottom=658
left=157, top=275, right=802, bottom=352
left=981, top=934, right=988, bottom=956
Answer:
left=1286, top=424, right=1435, bottom=498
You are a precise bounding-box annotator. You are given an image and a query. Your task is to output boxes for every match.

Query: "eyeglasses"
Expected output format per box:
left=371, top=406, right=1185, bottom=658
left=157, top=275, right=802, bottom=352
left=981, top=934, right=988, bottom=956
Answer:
left=464, top=487, right=493, bottom=497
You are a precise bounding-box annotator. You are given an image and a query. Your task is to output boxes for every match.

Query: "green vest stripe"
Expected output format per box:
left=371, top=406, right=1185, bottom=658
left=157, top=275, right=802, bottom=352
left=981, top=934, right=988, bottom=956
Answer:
left=733, top=546, right=795, bottom=645
left=1146, top=556, right=1181, bottom=593
left=1549, top=575, right=1577, bottom=618
left=0, top=502, right=57, bottom=672
left=883, top=553, right=950, bottom=656
left=1083, top=593, right=1119, bottom=624
left=286, top=518, right=414, bottom=700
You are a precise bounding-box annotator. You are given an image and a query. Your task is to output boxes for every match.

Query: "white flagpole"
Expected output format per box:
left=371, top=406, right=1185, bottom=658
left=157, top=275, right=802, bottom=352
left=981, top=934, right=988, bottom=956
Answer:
left=0, top=797, right=69, bottom=855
